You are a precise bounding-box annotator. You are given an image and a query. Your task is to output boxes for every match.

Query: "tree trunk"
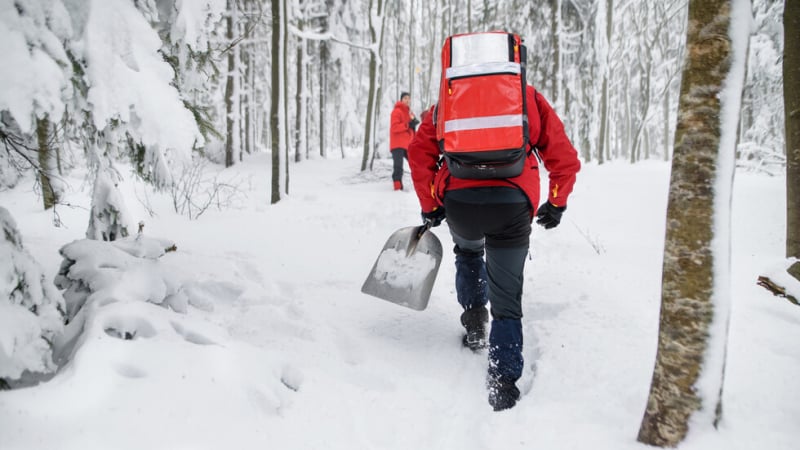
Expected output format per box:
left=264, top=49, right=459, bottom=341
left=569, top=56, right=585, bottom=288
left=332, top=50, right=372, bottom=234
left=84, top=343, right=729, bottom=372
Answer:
left=638, top=0, right=745, bottom=446
left=549, top=0, right=560, bottom=105
left=361, top=53, right=378, bottom=172
left=369, top=10, right=389, bottom=171
left=270, top=0, right=281, bottom=204
left=243, top=35, right=252, bottom=159
left=622, top=68, right=631, bottom=160
left=395, top=17, right=401, bottom=103
left=305, top=57, right=312, bottom=160
left=361, top=0, right=384, bottom=171
left=36, top=115, right=57, bottom=210
left=294, top=23, right=304, bottom=163
left=319, top=40, right=328, bottom=157
left=467, top=0, right=472, bottom=32
left=785, top=0, right=800, bottom=263
left=631, top=43, right=653, bottom=164
left=224, top=0, right=235, bottom=168
left=580, top=75, right=592, bottom=162
left=597, top=0, right=613, bottom=165
left=282, top=0, right=290, bottom=194
left=409, top=0, right=416, bottom=98
left=664, top=83, right=671, bottom=161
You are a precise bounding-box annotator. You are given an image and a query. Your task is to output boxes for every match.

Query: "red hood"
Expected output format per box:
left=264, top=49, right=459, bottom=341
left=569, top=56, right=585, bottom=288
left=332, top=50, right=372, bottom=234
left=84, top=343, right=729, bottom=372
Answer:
left=394, top=101, right=409, bottom=112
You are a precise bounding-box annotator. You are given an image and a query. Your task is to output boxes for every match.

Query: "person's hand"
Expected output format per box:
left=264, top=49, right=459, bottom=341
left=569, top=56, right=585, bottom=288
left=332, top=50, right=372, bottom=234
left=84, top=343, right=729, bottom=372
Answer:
left=421, top=207, right=446, bottom=227
left=535, top=202, right=566, bottom=229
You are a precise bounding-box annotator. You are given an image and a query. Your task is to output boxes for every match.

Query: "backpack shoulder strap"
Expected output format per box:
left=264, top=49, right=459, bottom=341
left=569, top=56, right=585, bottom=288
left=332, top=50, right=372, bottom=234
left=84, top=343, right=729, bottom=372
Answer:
left=526, top=86, right=543, bottom=164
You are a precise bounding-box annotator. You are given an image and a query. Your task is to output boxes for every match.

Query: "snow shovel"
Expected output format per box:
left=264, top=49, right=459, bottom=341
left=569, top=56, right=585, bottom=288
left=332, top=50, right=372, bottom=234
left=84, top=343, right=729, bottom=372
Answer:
left=361, top=222, right=443, bottom=311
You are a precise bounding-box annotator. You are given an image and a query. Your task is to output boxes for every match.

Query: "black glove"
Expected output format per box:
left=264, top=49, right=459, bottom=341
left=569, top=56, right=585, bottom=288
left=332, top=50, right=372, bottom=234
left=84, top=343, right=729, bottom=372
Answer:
left=421, top=207, right=446, bottom=227
left=409, top=117, right=420, bottom=130
left=535, top=202, right=566, bottom=229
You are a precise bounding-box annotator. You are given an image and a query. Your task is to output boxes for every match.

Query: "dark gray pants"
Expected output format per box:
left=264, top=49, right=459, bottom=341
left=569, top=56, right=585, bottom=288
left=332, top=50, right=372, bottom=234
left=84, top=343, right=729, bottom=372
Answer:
left=390, top=148, right=407, bottom=182
left=444, top=188, right=531, bottom=319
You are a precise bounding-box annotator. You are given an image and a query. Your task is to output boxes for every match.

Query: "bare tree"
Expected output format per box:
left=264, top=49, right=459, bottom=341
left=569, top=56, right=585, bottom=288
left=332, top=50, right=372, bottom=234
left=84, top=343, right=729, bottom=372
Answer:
left=638, top=0, right=747, bottom=446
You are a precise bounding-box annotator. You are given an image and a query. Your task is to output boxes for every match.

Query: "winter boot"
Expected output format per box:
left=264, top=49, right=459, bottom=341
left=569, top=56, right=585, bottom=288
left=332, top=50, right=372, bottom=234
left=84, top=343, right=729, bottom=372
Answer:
left=460, top=305, right=489, bottom=351
left=486, top=318, right=523, bottom=410
left=486, top=374, right=521, bottom=411
left=393, top=180, right=403, bottom=191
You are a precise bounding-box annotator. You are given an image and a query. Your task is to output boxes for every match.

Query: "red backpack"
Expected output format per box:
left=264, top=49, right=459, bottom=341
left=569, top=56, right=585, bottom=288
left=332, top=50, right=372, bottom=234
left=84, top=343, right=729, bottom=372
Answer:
left=435, top=31, right=529, bottom=179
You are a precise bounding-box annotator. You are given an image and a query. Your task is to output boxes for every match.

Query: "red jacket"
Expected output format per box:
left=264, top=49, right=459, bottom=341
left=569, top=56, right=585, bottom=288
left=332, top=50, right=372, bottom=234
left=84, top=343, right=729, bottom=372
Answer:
left=408, top=86, right=581, bottom=215
left=390, top=101, right=414, bottom=149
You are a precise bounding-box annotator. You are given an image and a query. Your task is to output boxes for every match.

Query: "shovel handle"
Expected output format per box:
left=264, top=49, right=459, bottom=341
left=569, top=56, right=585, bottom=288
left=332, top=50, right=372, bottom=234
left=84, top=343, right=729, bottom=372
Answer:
left=417, top=221, right=433, bottom=239
left=404, top=222, right=433, bottom=257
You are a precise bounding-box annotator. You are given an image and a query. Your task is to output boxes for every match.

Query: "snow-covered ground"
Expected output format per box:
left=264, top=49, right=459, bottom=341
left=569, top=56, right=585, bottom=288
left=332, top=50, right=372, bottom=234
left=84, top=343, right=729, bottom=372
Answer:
left=1, top=155, right=798, bottom=450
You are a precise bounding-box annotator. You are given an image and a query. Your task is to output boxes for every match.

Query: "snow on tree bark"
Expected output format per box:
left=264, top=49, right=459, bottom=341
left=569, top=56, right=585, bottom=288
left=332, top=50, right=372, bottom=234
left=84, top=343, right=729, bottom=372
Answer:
left=637, top=0, right=745, bottom=446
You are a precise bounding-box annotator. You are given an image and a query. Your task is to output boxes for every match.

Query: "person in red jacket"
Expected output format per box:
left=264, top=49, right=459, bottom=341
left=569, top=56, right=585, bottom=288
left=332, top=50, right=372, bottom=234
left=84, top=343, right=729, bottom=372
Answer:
left=389, top=92, right=418, bottom=190
left=408, top=84, right=581, bottom=411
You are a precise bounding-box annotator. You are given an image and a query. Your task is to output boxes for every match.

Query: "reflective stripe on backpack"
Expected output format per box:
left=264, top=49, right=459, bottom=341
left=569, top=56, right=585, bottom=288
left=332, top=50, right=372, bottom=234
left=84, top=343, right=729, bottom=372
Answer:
left=444, top=114, right=524, bottom=133
left=445, top=61, right=521, bottom=79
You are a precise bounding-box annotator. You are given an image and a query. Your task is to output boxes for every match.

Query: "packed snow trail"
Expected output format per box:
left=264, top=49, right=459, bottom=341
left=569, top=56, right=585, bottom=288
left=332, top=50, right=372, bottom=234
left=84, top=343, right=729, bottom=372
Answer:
left=1, top=154, right=798, bottom=450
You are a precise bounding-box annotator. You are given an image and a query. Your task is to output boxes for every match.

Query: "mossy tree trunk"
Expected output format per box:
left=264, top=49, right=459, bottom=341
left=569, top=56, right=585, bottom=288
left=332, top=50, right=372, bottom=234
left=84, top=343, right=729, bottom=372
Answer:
left=637, top=0, right=744, bottom=446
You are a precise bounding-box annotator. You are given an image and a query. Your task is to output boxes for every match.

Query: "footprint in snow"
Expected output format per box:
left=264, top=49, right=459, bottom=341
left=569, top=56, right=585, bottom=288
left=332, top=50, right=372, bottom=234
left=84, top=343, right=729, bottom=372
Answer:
left=170, top=321, right=217, bottom=346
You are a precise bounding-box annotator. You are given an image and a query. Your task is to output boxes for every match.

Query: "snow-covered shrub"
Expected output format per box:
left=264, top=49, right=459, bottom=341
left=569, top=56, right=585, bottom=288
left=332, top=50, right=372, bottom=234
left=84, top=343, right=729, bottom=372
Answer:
left=0, top=207, right=65, bottom=387
left=86, top=165, right=134, bottom=241
left=52, top=231, right=211, bottom=361
left=55, top=233, right=180, bottom=321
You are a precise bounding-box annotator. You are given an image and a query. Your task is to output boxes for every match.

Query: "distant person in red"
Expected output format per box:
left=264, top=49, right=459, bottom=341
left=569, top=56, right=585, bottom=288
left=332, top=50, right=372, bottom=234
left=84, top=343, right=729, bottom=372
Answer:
left=389, top=92, right=419, bottom=191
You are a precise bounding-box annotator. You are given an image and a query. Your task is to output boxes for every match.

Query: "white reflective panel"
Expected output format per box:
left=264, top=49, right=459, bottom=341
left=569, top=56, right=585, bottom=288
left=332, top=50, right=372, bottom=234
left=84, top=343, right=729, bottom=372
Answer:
left=451, top=33, right=509, bottom=67
left=446, top=62, right=521, bottom=79
left=444, top=115, right=523, bottom=132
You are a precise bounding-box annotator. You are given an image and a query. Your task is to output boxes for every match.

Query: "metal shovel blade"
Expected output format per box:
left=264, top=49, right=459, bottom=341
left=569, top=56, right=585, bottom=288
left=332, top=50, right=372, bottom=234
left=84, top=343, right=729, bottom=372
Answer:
left=361, top=224, right=443, bottom=311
